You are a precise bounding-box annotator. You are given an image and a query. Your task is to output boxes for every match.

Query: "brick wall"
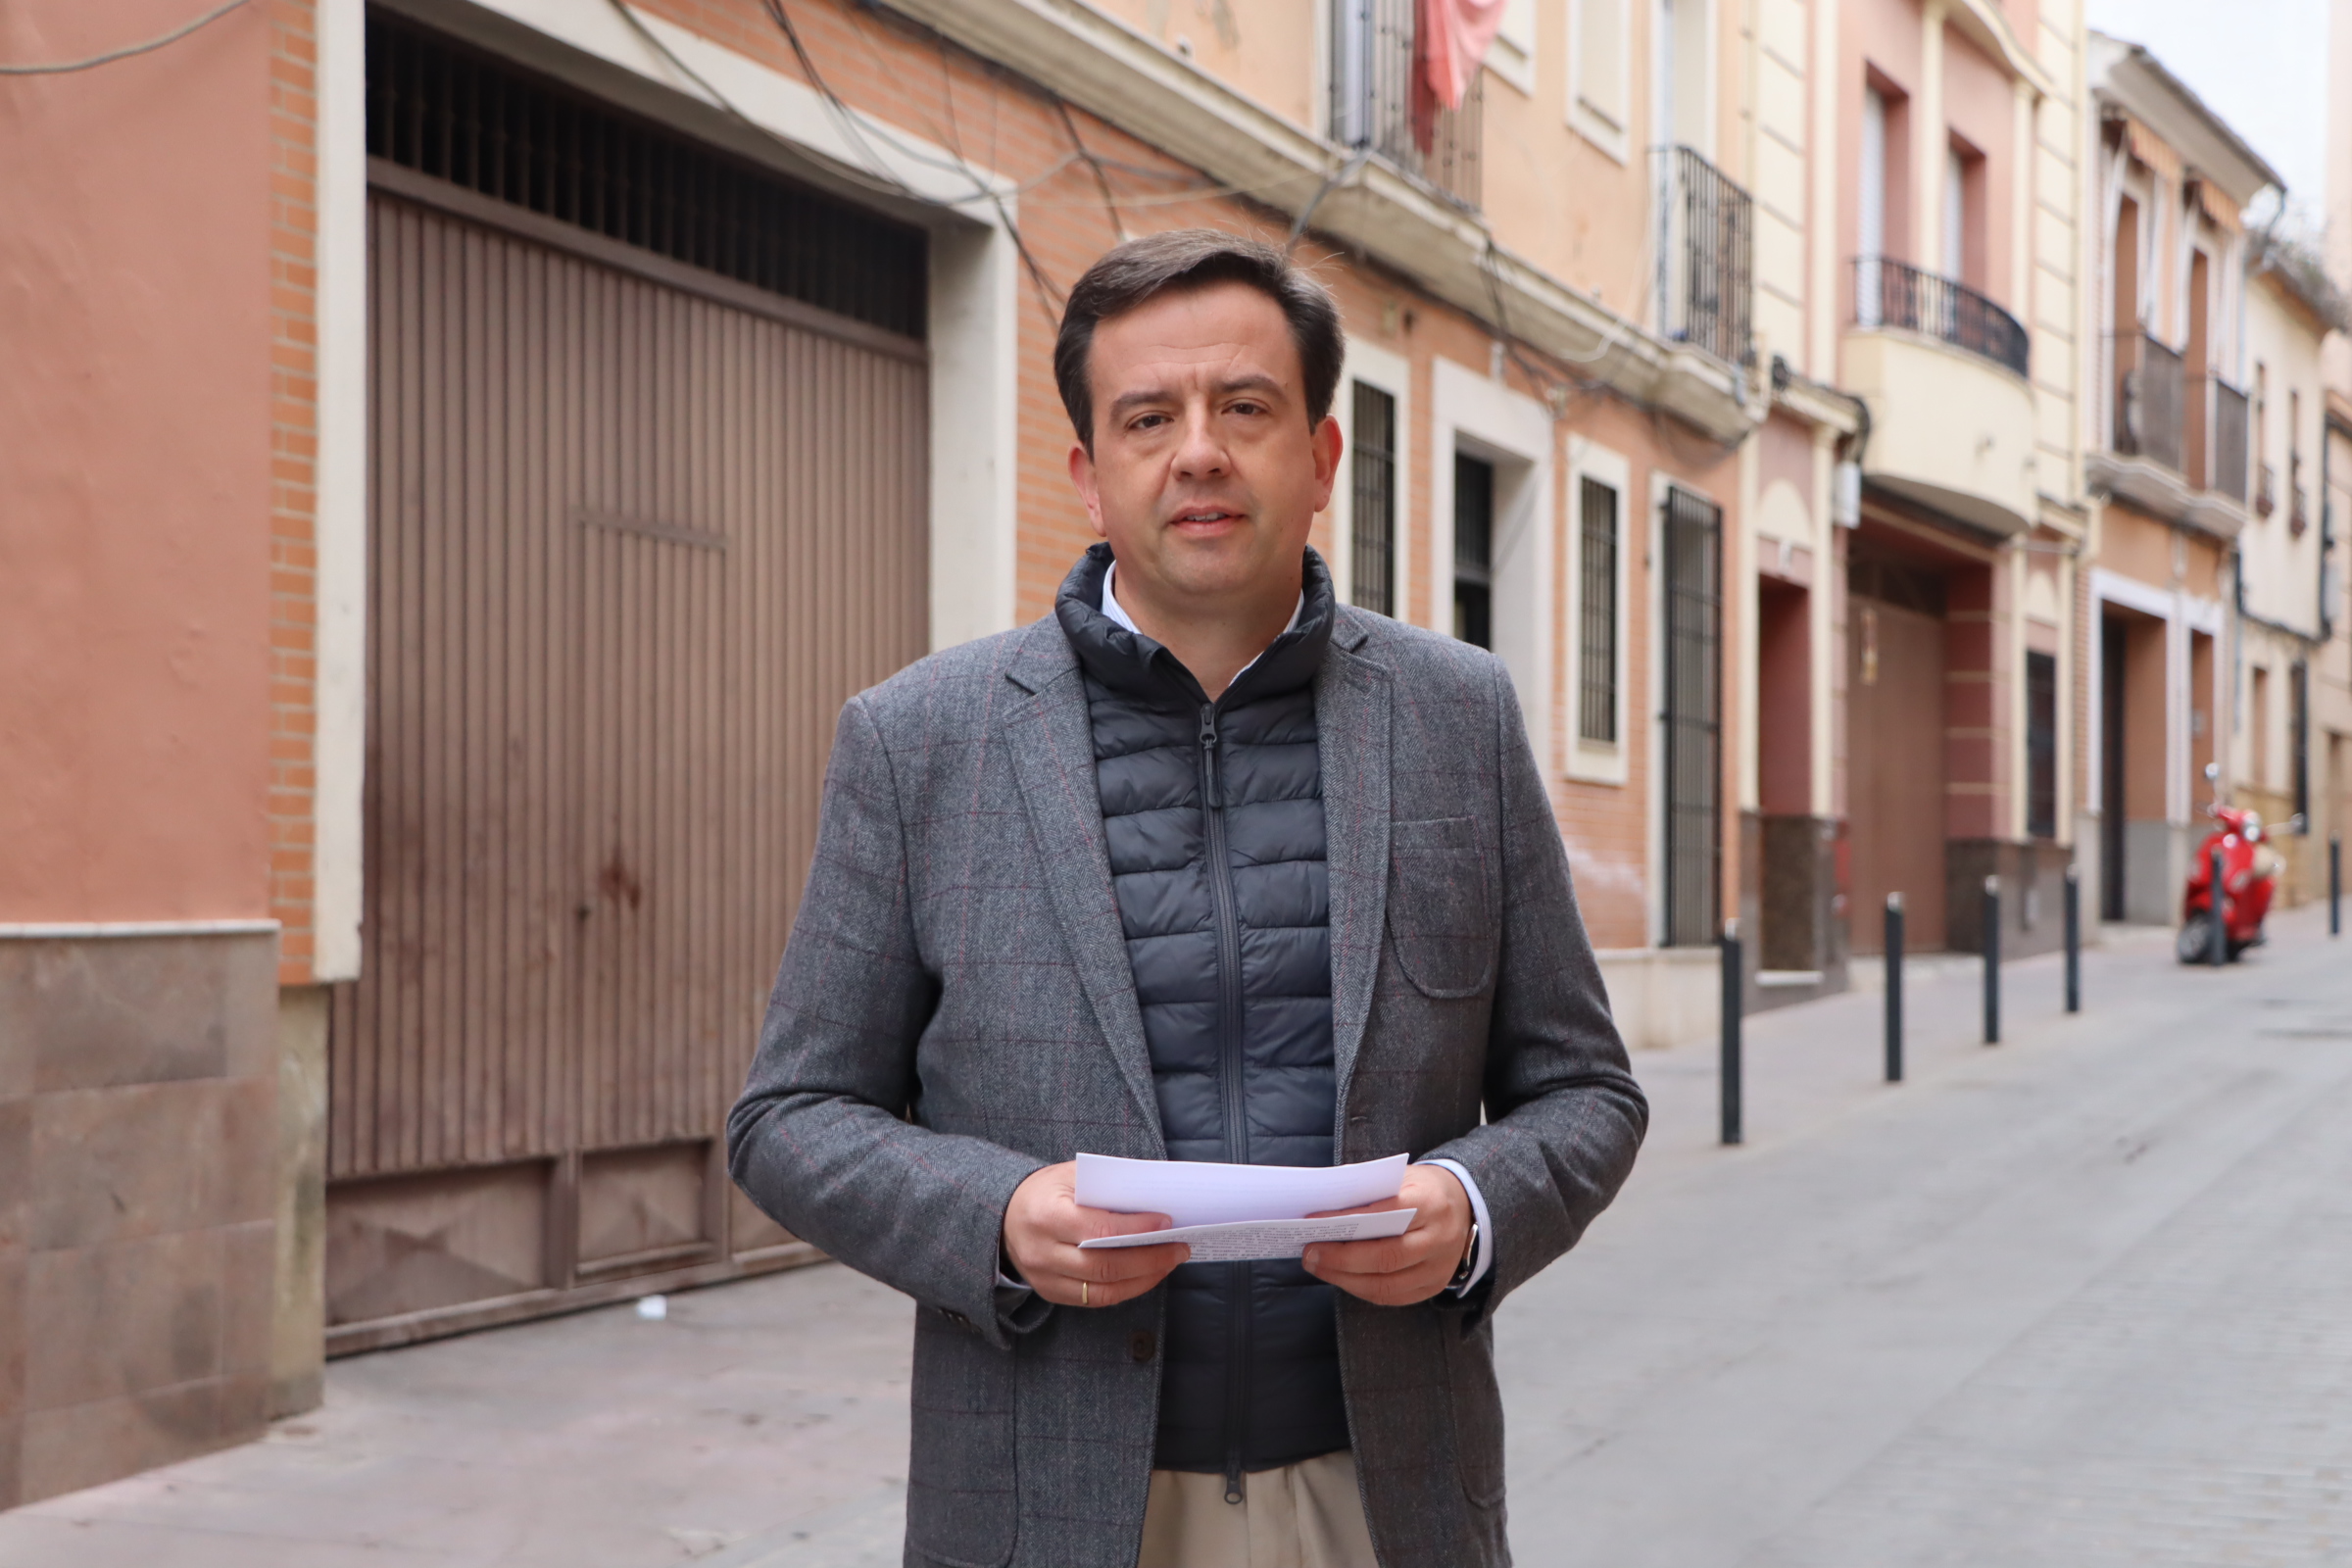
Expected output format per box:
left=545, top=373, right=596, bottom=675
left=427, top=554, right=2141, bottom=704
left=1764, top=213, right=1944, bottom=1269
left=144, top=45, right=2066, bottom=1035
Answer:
left=269, top=0, right=321, bottom=987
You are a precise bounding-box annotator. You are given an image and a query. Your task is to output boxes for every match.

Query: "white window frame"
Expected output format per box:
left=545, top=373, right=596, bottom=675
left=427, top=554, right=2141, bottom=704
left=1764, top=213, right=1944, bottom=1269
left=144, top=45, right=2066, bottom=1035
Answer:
left=1431, top=357, right=1556, bottom=770
left=1489, top=0, right=1538, bottom=96
left=1567, top=0, right=1633, bottom=163
left=1567, top=438, right=1633, bottom=784
left=1329, top=338, right=1414, bottom=617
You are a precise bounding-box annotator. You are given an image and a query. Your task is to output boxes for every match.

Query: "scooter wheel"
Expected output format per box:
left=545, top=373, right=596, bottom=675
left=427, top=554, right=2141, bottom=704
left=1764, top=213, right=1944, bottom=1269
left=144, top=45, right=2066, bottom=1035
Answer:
left=2176, top=913, right=2216, bottom=964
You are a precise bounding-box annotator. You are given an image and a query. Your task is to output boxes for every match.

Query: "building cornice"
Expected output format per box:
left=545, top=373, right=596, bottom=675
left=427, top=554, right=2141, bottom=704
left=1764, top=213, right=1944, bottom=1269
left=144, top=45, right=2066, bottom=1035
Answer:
left=1945, top=0, right=2058, bottom=101
left=875, top=0, right=1760, bottom=444
left=2087, top=32, right=2279, bottom=205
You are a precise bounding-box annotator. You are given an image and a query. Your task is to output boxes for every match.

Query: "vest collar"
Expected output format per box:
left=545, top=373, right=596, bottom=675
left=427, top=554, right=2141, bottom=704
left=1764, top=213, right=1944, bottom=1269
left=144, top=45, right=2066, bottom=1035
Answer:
left=1054, top=542, right=1336, bottom=709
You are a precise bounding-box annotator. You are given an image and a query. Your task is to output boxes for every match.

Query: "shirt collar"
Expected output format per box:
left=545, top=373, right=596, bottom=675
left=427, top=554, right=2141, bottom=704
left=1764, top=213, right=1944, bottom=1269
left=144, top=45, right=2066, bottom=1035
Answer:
left=1100, top=562, right=1305, bottom=679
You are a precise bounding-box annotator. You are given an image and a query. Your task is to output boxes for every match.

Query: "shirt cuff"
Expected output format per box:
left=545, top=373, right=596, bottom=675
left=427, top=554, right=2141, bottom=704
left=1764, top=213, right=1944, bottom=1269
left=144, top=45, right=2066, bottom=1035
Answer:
left=1417, top=1157, right=1494, bottom=1295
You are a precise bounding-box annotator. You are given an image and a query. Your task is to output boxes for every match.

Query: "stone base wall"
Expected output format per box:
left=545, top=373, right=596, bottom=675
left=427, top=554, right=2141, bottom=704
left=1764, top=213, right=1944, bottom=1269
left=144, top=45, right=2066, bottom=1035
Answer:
left=1943, top=840, right=2080, bottom=959
left=0, top=931, right=278, bottom=1507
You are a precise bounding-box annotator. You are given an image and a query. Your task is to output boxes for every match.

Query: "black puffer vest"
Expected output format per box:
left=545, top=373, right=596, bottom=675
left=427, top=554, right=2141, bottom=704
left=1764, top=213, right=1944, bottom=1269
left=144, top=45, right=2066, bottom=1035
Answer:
left=1054, top=545, right=1348, bottom=1489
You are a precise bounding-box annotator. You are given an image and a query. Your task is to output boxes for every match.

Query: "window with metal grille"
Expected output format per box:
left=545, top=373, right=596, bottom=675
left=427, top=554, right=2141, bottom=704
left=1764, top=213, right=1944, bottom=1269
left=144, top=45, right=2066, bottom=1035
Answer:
left=1453, top=453, right=1494, bottom=650
left=2291, top=660, right=2311, bottom=824
left=1350, top=382, right=1396, bottom=616
left=366, top=12, right=927, bottom=339
left=2026, top=651, right=2057, bottom=840
left=1661, top=485, right=1722, bottom=947
left=1578, top=477, right=1619, bottom=744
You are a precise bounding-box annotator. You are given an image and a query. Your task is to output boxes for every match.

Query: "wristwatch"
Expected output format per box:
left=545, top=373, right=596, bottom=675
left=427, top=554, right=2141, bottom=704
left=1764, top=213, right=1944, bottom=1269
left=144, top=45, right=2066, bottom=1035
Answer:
left=1446, top=1213, right=1482, bottom=1294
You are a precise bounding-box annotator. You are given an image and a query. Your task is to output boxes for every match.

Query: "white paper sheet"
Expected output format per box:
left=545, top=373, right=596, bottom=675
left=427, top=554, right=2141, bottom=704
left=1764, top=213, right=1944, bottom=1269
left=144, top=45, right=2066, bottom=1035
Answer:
left=1077, top=1208, right=1416, bottom=1263
left=1073, top=1152, right=1407, bottom=1228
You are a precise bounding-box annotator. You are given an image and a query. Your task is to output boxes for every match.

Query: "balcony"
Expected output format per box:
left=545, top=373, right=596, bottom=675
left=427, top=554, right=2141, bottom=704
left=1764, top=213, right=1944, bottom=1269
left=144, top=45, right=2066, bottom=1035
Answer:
left=2112, top=332, right=2183, bottom=470
left=1653, top=147, right=1753, bottom=368
left=1842, top=258, right=2035, bottom=536
left=2257, top=463, right=2278, bottom=517
left=2087, top=333, right=2251, bottom=538
left=1854, top=258, right=2030, bottom=376
left=1328, top=0, right=1482, bottom=211
left=2206, top=377, right=2249, bottom=503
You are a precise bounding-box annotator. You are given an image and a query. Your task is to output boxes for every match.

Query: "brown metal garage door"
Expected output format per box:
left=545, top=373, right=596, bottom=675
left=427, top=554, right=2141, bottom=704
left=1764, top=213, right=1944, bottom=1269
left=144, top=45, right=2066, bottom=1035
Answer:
left=327, top=155, right=928, bottom=1349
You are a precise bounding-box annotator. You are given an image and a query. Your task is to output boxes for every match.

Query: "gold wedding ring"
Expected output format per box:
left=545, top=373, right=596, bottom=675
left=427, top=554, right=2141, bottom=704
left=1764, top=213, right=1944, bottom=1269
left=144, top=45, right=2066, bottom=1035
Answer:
left=1081, top=1280, right=1090, bottom=1307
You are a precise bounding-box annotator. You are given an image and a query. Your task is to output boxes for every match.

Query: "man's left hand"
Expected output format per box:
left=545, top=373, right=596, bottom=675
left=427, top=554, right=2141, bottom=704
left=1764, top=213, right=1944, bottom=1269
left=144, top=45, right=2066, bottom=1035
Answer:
left=1300, top=1164, right=1472, bottom=1305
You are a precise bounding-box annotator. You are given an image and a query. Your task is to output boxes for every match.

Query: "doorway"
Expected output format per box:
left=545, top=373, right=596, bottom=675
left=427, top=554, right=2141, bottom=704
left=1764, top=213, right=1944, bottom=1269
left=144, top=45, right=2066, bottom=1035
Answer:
left=1661, top=486, right=1723, bottom=947
left=1847, top=557, right=1947, bottom=952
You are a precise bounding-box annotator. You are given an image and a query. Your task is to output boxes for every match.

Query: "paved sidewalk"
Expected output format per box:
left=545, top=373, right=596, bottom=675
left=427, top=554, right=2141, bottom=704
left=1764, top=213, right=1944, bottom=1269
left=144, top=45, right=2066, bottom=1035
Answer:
left=4, top=907, right=2347, bottom=1566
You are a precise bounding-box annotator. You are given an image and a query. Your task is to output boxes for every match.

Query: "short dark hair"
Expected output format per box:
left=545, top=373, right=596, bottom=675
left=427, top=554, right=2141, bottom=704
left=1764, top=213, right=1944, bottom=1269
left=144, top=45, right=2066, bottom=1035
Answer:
left=1054, top=229, right=1345, bottom=452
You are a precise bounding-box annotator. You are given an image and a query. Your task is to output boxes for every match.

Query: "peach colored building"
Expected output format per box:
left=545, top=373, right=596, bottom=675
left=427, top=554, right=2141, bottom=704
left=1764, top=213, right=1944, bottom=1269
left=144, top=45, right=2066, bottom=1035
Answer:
left=2078, top=31, right=2278, bottom=926
left=1, top=0, right=2188, bottom=1508
left=0, top=0, right=314, bottom=1504
left=1829, top=0, right=2088, bottom=962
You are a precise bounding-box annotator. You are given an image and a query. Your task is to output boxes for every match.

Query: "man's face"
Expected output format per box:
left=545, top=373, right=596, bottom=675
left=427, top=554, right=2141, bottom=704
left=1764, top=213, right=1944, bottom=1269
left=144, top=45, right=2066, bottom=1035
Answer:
left=1068, top=280, right=1341, bottom=608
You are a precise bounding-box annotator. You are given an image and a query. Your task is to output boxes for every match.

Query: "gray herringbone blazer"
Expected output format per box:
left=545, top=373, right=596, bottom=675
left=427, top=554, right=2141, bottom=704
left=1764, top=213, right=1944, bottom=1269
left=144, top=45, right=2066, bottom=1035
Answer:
left=728, top=604, right=1646, bottom=1568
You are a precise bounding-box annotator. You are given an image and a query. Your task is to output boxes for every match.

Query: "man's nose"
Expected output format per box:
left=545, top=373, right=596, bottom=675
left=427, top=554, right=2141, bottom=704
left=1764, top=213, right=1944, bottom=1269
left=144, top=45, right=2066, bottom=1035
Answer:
left=1170, top=403, right=1230, bottom=478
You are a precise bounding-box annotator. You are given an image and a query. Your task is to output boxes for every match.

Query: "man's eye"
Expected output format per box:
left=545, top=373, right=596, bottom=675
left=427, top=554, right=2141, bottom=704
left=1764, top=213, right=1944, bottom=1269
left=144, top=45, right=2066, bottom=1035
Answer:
left=1131, top=412, right=1171, bottom=430
left=1228, top=401, right=1268, bottom=417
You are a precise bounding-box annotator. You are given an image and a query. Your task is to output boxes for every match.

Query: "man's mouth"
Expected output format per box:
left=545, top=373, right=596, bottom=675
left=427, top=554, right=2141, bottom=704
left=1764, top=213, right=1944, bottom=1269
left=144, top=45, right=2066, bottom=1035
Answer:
left=1170, top=508, right=1243, bottom=526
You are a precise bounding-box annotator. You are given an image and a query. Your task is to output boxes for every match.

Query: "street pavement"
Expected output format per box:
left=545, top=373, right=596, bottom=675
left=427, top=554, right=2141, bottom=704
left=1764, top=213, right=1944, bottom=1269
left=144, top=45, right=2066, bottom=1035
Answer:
left=5, top=905, right=2348, bottom=1567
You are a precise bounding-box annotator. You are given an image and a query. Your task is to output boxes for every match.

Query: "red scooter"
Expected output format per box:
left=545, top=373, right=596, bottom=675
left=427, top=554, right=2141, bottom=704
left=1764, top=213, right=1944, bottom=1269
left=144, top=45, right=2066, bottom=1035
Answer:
left=2177, top=770, right=2300, bottom=963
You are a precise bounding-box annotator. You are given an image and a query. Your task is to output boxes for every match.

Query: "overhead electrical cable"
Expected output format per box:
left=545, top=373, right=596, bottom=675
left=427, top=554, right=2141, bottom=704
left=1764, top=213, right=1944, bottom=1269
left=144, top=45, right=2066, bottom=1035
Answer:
left=0, top=0, right=250, bottom=75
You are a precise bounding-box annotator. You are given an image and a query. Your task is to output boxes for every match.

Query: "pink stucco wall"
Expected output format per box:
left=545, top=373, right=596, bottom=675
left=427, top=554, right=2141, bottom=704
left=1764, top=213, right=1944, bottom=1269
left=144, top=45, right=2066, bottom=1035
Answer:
left=1839, top=0, right=2019, bottom=311
left=0, top=2, right=275, bottom=920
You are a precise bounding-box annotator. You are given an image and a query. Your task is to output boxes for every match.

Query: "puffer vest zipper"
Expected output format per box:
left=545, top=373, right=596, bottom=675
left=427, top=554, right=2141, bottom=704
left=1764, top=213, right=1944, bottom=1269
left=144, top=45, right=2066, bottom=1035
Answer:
left=1054, top=545, right=1349, bottom=1490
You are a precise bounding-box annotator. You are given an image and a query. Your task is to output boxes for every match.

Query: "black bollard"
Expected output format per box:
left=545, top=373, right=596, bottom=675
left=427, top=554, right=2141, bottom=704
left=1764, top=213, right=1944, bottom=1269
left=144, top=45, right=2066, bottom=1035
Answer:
left=2064, top=862, right=2081, bottom=1014
left=2210, top=845, right=2228, bottom=966
left=2332, top=835, right=2341, bottom=938
left=1983, top=875, right=2001, bottom=1046
left=1885, top=893, right=1905, bottom=1083
left=1720, top=918, right=1743, bottom=1147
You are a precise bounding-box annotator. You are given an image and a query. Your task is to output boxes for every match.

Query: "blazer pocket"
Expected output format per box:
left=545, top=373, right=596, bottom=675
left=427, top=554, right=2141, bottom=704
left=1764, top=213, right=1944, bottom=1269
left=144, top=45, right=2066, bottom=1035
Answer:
left=906, top=1307, right=1017, bottom=1567
left=1443, top=1317, right=1509, bottom=1507
left=1386, top=816, right=1497, bottom=999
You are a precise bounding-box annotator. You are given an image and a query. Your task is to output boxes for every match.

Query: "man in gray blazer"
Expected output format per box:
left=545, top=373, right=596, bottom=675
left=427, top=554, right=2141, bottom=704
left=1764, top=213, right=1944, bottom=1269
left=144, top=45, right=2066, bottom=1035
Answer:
left=729, top=230, right=1645, bottom=1568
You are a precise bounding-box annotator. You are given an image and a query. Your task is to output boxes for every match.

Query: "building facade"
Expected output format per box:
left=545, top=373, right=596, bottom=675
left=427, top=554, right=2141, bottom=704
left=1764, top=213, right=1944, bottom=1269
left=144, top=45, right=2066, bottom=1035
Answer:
left=2077, top=31, right=2263, bottom=928
left=2231, top=229, right=2346, bottom=901
left=1835, top=0, right=2086, bottom=962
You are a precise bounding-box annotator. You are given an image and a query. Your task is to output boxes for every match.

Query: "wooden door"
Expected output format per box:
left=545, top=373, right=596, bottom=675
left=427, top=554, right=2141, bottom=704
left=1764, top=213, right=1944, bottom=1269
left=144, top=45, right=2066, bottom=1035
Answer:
left=1848, top=596, right=1947, bottom=952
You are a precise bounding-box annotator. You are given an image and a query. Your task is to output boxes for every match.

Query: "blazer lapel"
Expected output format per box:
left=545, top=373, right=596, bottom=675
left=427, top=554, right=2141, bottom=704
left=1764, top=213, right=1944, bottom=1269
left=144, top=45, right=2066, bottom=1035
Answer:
left=1317, top=621, right=1394, bottom=1115
left=1001, top=619, right=1165, bottom=1149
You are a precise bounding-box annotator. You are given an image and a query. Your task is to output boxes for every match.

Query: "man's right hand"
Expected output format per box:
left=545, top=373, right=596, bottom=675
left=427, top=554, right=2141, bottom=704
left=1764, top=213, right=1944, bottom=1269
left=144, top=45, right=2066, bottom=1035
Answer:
left=1003, top=1161, right=1190, bottom=1308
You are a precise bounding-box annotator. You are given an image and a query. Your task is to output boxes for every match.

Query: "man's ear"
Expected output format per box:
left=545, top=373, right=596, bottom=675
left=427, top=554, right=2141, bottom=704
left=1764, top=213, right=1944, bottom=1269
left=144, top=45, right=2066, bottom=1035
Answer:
left=1308, top=414, right=1345, bottom=515
left=1068, top=441, right=1109, bottom=540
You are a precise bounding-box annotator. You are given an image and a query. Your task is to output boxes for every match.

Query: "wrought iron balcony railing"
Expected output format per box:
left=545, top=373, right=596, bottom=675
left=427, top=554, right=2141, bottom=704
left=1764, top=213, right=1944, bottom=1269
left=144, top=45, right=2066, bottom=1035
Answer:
left=1654, top=146, right=1753, bottom=367
left=1852, top=257, right=2030, bottom=376
left=1328, top=0, right=1483, bottom=211
left=2257, top=462, right=2278, bottom=516
left=2209, top=377, right=2249, bottom=503
left=2112, top=331, right=2184, bottom=472
left=2291, top=454, right=2311, bottom=535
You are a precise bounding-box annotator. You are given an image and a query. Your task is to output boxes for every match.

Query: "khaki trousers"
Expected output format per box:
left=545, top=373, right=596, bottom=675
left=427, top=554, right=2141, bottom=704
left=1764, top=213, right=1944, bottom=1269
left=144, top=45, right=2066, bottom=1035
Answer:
left=1137, top=1451, right=1380, bottom=1568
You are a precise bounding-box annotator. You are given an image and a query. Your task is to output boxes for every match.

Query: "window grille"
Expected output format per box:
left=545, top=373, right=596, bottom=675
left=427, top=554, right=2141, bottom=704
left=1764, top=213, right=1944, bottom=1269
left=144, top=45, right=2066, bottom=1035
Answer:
left=1661, top=486, right=1722, bottom=947
left=1578, top=478, right=1619, bottom=744
left=1452, top=454, right=1494, bottom=650
left=366, top=12, right=926, bottom=339
left=2026, top=651, right=2057, bottom=840
left=1349, top=382, right=1396, bottom=616
left=2290, top=660, right=2311, bottom=823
